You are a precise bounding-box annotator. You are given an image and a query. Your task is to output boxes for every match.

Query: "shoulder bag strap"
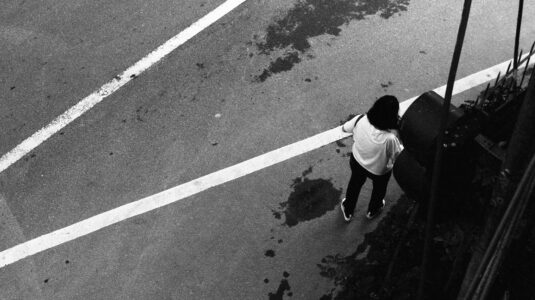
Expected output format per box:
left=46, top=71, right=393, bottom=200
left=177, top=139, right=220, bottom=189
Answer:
left=354, top=114, right=365, bottom=128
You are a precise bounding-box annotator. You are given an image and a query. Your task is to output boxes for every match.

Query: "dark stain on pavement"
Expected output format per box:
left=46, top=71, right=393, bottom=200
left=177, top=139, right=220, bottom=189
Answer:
left=274, top=167, right=342, bottom=227
left=381, top=81, right=393, bottom=91
left=268, top=272, right=292, bottom=300
left=256, top=52, right=301, bottom=82
left=335, top=139, right=349, bottom=155
left=265, top=249, right=276, bottom=257
left=380, top=81, right=393, bottom=88
left=255, top=0, right=411, bottom=81
left=291, top=166, right=313, bottom=186
left=302, top=166, right=313, bottom=177
left=23, top=153, right=37, bottom=162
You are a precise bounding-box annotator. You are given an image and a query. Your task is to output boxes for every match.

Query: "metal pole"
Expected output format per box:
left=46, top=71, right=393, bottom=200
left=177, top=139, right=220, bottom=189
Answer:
left=513, top=0, right=524, bottom=71
left=416, top=0, right=472, bottom=298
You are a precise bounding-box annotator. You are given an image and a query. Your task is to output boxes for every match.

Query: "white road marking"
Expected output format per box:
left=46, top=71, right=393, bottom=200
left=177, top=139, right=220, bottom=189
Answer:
left=0, top=0, right=248, bottom=174
left=1, top=57, right=533, bottom=268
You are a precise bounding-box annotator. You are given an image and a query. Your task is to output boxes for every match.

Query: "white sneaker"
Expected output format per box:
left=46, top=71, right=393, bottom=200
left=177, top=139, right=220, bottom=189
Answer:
left=340, top=198, right=352, bottom=222
left=366, top=199, right=386, bottom=220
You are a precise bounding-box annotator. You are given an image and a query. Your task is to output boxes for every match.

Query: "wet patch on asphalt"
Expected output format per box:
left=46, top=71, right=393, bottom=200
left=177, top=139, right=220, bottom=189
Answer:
left=317, top=195, right=415, bottom=299
left=268, top=271, right=292, bottom=300
left=255, top=0, right=411, bottom=82
left=256, top=52, right=301, bottom=82
left=265, top=249, right=276, bottom=257
left=273, top=166, right=342, bottom=227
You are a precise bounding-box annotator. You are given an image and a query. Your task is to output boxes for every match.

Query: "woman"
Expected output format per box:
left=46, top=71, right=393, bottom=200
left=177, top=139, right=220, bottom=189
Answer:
left=340, top=95, right=403, bottom=221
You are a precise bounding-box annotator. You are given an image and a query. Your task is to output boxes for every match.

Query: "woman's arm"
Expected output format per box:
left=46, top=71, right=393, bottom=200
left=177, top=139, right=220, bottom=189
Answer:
left=387, top=135, right=404, bottom=163
left=342, top=115, right=360, bottom=133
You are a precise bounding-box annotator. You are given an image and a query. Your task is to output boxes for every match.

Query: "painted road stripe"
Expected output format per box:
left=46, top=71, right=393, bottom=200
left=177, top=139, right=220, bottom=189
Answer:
left=1, top=57, right=534, bottom=269
left=0, top=0, right=248, bottom=174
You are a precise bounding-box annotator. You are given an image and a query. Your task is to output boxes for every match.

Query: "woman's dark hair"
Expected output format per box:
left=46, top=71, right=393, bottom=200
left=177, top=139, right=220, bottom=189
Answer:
left=367, top=95, right=399, bottom=130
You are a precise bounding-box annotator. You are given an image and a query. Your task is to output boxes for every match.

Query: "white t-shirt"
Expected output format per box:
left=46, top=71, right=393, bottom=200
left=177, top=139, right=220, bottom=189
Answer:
left=342, top=115, right=403, bottom=175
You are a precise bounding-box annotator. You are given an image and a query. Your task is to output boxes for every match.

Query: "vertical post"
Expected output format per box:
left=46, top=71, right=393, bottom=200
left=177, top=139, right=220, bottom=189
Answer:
left=416, top=0, right=472, bottom=298
left=513, top=0, right=524, bottom=71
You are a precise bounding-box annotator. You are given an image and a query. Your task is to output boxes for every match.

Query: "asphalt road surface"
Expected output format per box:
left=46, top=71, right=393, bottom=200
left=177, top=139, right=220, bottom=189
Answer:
left=1, top=0, right=535, bottom=299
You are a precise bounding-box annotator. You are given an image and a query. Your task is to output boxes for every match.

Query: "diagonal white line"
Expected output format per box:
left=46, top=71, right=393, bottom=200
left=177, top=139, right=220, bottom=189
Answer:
left=0, top=0, right=248, bottom=174
left=1, top=57, right=533, bottom=269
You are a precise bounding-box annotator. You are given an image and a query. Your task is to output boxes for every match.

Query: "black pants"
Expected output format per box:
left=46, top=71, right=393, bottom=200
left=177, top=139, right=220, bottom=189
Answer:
left=345, top=154, right=392, bottom=214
